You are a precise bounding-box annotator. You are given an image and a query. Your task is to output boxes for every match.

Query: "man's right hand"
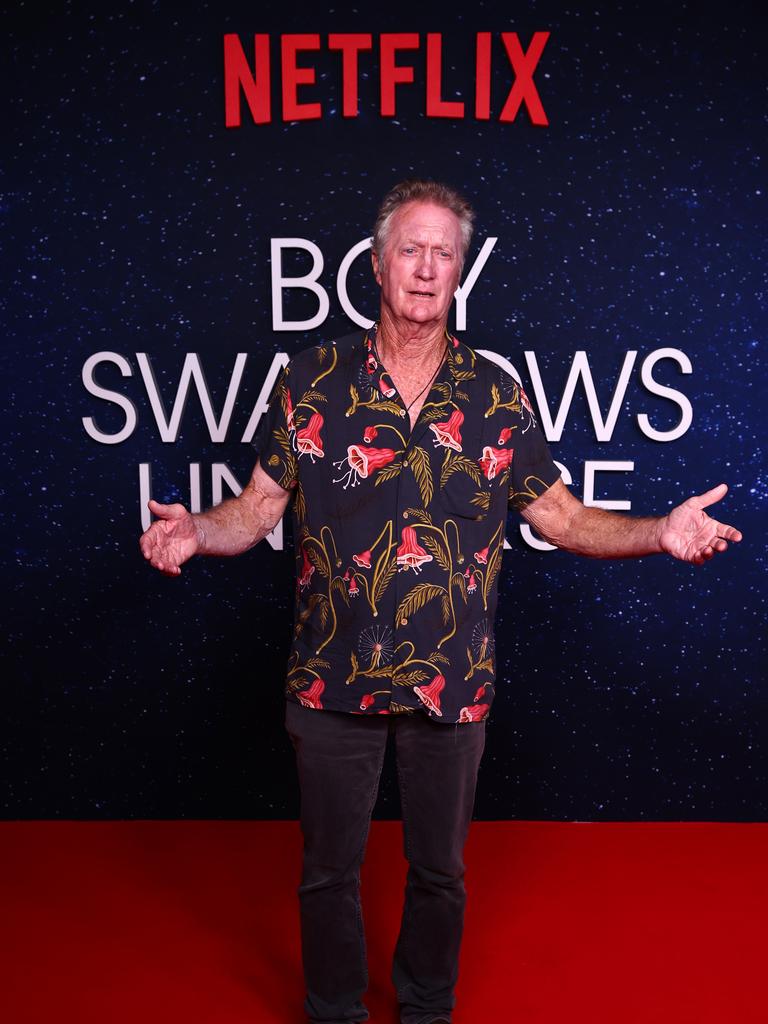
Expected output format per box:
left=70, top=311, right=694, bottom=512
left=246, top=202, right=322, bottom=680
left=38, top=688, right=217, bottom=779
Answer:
left=139, top=499, right=202, bottom=577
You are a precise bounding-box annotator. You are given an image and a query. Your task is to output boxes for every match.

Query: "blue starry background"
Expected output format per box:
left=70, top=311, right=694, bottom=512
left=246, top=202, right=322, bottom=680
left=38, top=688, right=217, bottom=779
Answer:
left=2, top=0, right=765, bottom=819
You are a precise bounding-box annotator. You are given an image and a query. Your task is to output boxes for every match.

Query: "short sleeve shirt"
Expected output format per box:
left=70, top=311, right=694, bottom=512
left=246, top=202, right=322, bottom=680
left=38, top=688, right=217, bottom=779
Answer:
left=256, top=326, right=560, bottom=724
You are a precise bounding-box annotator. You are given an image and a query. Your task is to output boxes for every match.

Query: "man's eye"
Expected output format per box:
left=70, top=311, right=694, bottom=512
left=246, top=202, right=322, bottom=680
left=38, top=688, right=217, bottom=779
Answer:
left=403, top=247, right=416, bottom=255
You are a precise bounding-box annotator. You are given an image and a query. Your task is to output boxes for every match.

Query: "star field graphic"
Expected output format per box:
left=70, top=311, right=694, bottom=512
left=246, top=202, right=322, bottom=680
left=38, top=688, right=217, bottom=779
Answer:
left=2, top=1, right=765, bottom=819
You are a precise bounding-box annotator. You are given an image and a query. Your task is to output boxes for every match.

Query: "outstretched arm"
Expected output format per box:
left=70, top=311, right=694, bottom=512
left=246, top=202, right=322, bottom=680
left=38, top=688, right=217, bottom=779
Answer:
left=139, top=461, right=292, bottom=577
left=522, top=480, right=742, bottom=564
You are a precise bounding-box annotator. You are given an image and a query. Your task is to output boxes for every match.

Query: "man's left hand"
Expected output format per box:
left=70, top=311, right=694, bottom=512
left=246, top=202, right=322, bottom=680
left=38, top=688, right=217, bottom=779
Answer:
left=658, top=483, right=742, bottom=565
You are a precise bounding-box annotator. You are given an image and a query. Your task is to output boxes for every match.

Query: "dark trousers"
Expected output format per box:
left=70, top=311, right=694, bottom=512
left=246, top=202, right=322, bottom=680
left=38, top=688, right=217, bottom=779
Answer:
left=285, top=701, right=486, bottom=1024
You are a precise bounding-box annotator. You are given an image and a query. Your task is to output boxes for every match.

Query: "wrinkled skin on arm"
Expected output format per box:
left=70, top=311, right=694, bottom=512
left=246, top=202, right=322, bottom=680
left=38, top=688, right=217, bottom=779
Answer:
left=139, top=461, right=292, bottom=577
left=522, top=480, right=742, bottom=564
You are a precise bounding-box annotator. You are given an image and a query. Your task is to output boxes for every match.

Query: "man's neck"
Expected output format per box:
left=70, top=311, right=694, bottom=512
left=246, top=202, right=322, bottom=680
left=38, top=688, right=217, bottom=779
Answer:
left=376, top=311, right=448, bottom=371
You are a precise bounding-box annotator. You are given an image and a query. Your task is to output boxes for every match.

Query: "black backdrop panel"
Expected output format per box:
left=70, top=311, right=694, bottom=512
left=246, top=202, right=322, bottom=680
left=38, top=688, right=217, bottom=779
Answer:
left=3, top=1, right=765, bottom=818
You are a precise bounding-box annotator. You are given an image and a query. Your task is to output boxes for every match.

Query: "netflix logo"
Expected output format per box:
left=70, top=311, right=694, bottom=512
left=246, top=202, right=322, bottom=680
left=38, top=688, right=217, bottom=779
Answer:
left=223, top=31, right=550, bottom=127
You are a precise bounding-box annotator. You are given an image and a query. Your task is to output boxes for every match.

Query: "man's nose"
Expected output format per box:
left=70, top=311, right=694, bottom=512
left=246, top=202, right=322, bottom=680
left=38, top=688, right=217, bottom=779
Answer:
left=415, top=251, right=435, bottom=278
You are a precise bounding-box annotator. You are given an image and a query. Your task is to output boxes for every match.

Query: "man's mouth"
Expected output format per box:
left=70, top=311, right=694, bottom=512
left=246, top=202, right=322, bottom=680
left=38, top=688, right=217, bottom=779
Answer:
left=409, top=290, right=435, bottom=297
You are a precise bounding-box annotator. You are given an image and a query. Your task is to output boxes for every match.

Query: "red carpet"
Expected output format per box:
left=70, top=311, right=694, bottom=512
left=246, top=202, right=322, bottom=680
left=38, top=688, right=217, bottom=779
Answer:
left=0, top=821, right=765, bottom=1023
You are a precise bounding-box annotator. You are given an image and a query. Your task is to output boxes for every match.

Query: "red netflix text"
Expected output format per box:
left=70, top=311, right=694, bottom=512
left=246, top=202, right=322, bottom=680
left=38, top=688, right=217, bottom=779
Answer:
left=223, top=31, right=550, bottom=127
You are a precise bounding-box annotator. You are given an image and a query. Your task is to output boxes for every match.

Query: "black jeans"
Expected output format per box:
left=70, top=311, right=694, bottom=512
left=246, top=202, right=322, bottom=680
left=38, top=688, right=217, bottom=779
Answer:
left=285, top=700, right=486, bottom=1024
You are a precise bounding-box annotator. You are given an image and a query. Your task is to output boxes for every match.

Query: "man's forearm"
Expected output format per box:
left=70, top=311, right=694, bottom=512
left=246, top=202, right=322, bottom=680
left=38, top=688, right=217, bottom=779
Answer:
left=545, top=504, right=664, bottom=559
left=523, top=478, right=739, bottom=565
left=194, top=482, right=285, bottom=557
left=523, top=480, right=665, bottom=559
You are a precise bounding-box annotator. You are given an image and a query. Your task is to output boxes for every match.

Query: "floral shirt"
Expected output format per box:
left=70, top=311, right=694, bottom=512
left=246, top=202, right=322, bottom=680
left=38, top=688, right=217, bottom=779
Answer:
left=256, top=326, right=560, bottom=724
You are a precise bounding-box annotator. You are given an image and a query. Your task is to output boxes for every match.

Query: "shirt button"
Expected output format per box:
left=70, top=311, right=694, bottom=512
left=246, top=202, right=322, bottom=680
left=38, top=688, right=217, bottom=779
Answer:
left=402, top=511, right=408, bottom=519
left=403, top=459, right=409, bottom=467
left=400, top=409, right=406, bottom=418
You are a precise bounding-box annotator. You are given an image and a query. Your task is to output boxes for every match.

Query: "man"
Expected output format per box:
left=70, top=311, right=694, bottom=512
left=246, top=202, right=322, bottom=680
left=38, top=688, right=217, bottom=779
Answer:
left=140, top=179, right=741, bottom=1024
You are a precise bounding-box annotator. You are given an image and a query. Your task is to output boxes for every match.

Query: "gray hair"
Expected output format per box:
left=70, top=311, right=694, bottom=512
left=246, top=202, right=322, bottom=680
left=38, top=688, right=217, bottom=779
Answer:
left=372, top=178, right=475, bottom=269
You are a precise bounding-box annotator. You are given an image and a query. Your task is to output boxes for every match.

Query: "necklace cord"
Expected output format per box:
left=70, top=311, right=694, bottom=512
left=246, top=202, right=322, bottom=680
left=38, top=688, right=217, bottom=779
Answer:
left=373, top=338, right=449, bottom=414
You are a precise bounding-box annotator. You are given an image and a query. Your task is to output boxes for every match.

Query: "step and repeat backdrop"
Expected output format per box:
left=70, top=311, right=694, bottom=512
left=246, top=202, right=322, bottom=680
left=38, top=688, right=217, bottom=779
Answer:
left=3, top=1, right=765, bottom=819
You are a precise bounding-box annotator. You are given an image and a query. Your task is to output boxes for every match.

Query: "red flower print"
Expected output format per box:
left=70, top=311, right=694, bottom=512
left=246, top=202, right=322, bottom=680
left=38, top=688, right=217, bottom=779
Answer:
left=296, top=413, right=325, bottom=462
left=366, top=351, right=378, bottom=374
left=497, top=426, right=513, bottom=445
left=519, top=386, right=534, bottom=415
left=379, top=372, right=396, bottom=398
left=353, top=550, right=372, bottom=569
left=298, top=679, right=325, bottom=710
left=285, top=387, right=295, bottom=432
left=474, top=684, right=488, bottom=702
left=474, top=546, right=489, bottom=564
left=458, top=703, right=489, bottom=723
left=479, top=445, right=514, bottom=481
left=360, top=693, right=374, bottom=710
left=349, top=576, right=359, bottom=597
left=464, top=568, right=477, bottom=594
left=298, top=547, right=315, bottom=590
left=414, top=674, right=446, bottom=716
left=429, top=409, right=464, bottom=452
left=333, top=445, right=397, bottom=489
left=363, top=426, right=378, bottom=443
left=396, top=527, right=433, bottom=573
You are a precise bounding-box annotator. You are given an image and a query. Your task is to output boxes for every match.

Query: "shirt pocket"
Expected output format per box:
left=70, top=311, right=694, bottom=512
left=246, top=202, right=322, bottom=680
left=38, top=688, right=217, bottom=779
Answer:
left=437, top=419, right=494, bottom=522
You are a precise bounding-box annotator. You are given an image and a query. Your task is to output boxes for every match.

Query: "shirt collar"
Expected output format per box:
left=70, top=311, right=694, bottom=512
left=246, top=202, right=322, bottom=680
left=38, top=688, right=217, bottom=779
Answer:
left=361, top=323, right=477, bottom=383
left=444, top=332, right=477, bottom=381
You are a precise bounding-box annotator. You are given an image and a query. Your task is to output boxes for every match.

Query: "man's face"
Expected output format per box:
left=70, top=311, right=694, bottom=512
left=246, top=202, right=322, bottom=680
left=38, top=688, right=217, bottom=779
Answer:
left=372, top=201, right=463, bottom=330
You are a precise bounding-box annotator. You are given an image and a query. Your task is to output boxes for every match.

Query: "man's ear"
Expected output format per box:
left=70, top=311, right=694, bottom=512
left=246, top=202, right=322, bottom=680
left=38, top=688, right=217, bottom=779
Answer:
left=371, top=249, right=382, bottom=286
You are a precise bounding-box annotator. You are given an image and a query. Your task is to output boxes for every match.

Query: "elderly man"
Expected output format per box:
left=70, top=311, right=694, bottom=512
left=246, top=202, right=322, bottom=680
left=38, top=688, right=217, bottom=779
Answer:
left=140, top=179, right=741, bottom=1024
